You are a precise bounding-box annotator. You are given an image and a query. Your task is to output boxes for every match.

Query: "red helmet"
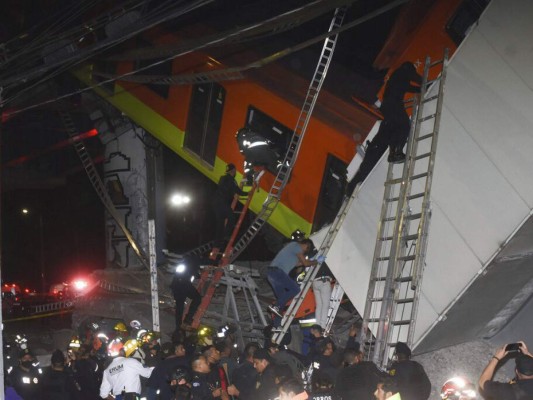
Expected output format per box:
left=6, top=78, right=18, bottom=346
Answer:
left=441, top=377, right=477, bottom=400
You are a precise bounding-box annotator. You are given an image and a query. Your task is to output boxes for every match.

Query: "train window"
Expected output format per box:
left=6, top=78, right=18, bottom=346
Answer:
left=245, top=106, right=293, bottom=175
left=184, top=82, right=226, bottom=166
left=313, top=154, right=347, bottom=232
left=446, top=0, right=491, bottom=45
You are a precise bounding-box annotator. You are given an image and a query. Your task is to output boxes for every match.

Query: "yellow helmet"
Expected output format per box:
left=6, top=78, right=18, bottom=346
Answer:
left=123, top=339, right=140, bottom=358
left=68, top=336, right=81, bottom=350
left=113, top=322, right=128, bottom=333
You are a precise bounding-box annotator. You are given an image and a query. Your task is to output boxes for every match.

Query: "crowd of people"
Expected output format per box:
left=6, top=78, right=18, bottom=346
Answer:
left=4, top=314, right=533, bottom=400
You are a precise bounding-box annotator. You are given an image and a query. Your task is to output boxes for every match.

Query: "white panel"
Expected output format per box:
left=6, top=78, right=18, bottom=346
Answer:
left=444, top=32, right=533, bottom=206
left=430, top=108, right=529, bottom=263
left=417, top=204, right=481, bottom=319
left=478, top=0, right=533, bottom=91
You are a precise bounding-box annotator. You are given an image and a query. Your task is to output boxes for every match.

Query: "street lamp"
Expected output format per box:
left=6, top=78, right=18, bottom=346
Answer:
left=170, top=192, right=191, bottom=208
left=21, top=208, right=46, bottom=293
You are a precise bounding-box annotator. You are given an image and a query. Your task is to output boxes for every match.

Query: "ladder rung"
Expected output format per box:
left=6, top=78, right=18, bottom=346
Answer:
left=425, top=78, right=440, bottom=86
left=430, top=59, right=444, bottom=67
left=398, top=255, right=416, bottom=261
left=367, top=318, right=380, bottom=323
left=396, top=276, right=413, bottom=283
left=418, top=113, right=437, bottom=123
left=410, top=172, right=428, bottom=181
left=373, top=276, right=387, bottom=282
left=406, top=213, right=422, bottom=220
left=381, top=236, right=393, bottom=241
left=370, top=297, right=383, bottom=302
left=417, top=132, right=435, bottom=141
left=396, top=297, right=414, bottom=304
left=414, top=152, right=432, bottom=161
left=422, top=94, right=439, bottom=103
left=391, top=320, right=411, bottom=326
left=408, top=193, right=425, bottom=201
left=385, top=177, right=403, bottom=186
left=376, top=256, right=390, bottom=261
left=402, top=234, right=418, bottom=241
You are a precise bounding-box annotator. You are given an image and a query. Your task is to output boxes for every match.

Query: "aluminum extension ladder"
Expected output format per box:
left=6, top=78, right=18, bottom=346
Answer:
left=190, top=6, right=348, bottom=328
left=359, top=50, right=449, bottom=369
left=58, top=110, right=149, bottom=268
left=272, top=189, right=357, bottom=344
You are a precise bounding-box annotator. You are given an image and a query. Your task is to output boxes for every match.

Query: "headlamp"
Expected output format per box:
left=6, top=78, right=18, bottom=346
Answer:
left=176, top=264, right=186, bottom=274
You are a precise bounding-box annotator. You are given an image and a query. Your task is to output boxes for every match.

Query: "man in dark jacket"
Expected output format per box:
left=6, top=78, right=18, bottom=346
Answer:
left=10, top=349, right=43, bottom=400
left=146, top=342, right=189, bottom=400
left=231, top=342, right=260, bottom=400
left=335, top=349, right=383, bottom=400
left=388, top=342, right=431, bottom=400
left=346, top=62, right=422, bottom=196
left=253, top=349, right=278, bottom=400
left=213, top=163, right=248, bottom=247
left=170, top=254, right=202, bottom=329
left=41, top=350, right=81, bottom=400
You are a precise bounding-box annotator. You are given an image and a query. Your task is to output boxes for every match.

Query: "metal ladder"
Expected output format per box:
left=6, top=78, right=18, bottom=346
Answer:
left=58, top=110, right=149, bottom=268
left=228, top=6, right=347, bottom=262
left=272, top=187, right=357, bottom=344
left=360, top=50, right=449, bottom=369
left=191, top=175, right=262, bottom=328
left=187, top=6, right=347, bottom=329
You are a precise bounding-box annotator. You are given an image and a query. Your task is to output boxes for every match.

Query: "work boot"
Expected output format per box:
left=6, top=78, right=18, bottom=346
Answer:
left=387, top=146, right=405, bottom=164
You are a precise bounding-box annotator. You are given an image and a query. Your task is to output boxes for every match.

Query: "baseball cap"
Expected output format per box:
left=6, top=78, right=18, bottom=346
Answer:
left=395, top=342, right=412, bottom=357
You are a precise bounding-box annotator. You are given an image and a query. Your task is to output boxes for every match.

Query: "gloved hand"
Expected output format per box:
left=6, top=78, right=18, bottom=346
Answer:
left=316, top=255, right=326, bottom=263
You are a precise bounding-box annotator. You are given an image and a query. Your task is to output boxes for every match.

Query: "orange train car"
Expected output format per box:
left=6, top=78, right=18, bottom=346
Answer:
left=81, top=0, right=487, bottom=240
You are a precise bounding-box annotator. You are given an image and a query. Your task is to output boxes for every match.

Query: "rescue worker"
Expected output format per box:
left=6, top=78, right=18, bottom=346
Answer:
left=334, top=349, right=383, bottom=400
left=478, top=341, right=533, bottom=399
left=213, top=163, right=248, bottom=248
left=345, top=62, right=422, bottom=196
left=388, top=342, right=431, bottom=400
left=236, top=127, right=280, bottom=183
left=191, top=355, right=226, bottom=400
left=310, top=370, right=337, bottom=400
left=252, top=349, right=278, bottom=400
left=267, top=239, right=324, bottom=325
left=170, top=255, right=202, bottom=330
left=72, top=344, right=100, bottom=400
left=99, top=343, right=154, bottom=400
left=10, top=348, right=43, bottom=400
left=146, top=342, right=189, bottom=400
left=41, top=349, right=81, bottom=400
left=231, top=342, right=260, bottom=400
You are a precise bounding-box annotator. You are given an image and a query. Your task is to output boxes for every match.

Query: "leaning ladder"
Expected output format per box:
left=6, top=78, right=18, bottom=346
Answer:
left=58, top=111, right=149, bottom=268
left=272, top=188, right=357, bottom=344
left=360, top=50, right=449, bottom=369
left=191, top=6, right=348, bottom=328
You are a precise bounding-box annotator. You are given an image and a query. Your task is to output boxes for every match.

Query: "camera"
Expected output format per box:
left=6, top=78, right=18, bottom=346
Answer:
left=505, top=343, right=522, bottom=353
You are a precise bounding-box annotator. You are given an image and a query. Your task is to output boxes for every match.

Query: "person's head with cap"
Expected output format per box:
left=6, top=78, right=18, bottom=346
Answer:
left=516, top=354, right=533, bottom=380
left=51, top=349, right=66, bottom=369
left=395, top=342, right=412, bottom=361
left=253, top=348, right=271, bottom=374
left=19, top=348, right=35, bottom=370
left=226, top=163, right=236, bottom=176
